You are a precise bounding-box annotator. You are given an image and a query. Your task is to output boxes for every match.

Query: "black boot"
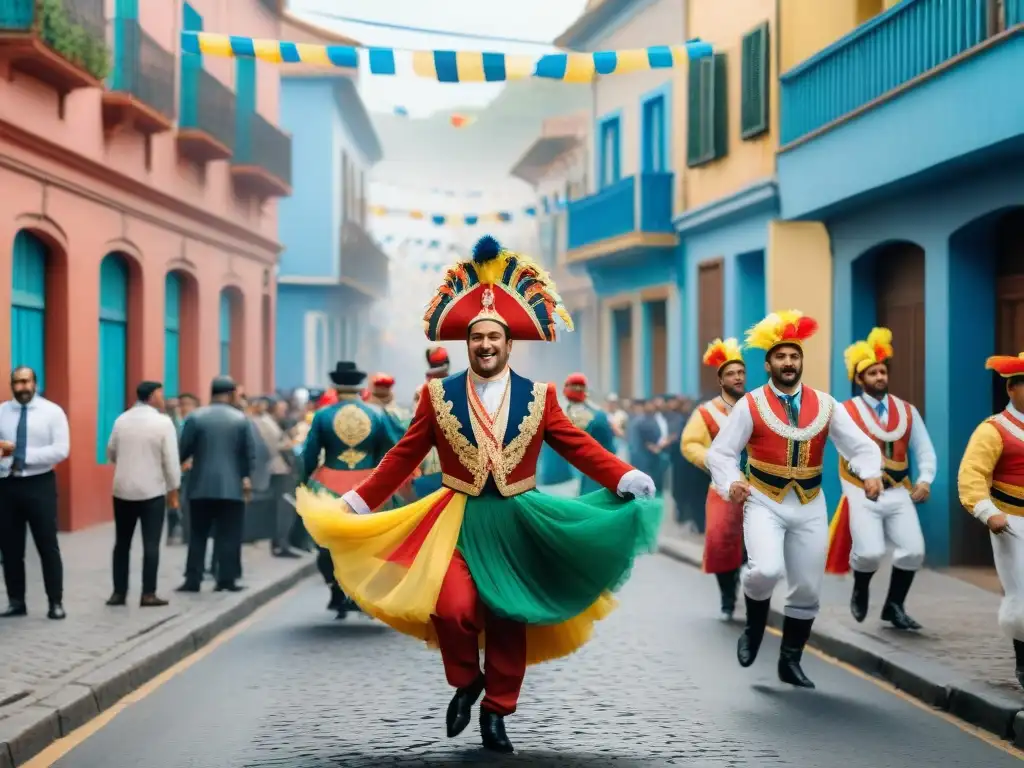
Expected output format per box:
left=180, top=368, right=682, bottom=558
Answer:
left=1013, top=640, right=1024, bottom=690
left=880, top=567, right=921, bottom=630
left=777, top=616, right=815, bottom=688
left=715, top=570, right=739, bottom=620
left=737, top=595, right=771, bottom=668
left=445, top=674, right=484, bottom=737
left=850, top=570, right=873, bottom=623
left=479, top=709, right=514, bottom=753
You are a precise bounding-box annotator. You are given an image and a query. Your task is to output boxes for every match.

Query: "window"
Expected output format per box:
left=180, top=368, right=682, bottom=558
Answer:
left=741, top=22, right=770, bottom=140
left=219, top=290, right=232, bottom=375
left=642, top=95, right=666, bottom=172
left=11, top=231, right=48, bottom=393
left=98, top=254, right=129, bottom=463
left=598, top=117, right=621, bottom=189
left=164, top=273, right=181, bottom=397
left=686, top=54, right=728, bottom=167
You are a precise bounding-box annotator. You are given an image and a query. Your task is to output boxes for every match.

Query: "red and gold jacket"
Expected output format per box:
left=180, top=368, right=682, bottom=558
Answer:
left=838, top=395, right=914, bottom=490
left=349, top=369, right=633, bottom=511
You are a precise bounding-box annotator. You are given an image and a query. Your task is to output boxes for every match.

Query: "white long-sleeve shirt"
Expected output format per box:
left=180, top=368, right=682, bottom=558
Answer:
left=107, top=402, right=181, bottom=500
left=858, top=393, right=937, bottom=485
left=707, top=384, right=882, bottom=505
left=0, top=396, right=70, bottom=478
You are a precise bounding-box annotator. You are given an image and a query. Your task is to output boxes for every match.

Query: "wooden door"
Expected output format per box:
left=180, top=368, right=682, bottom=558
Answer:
left=875, top=244, right=926, bottom=416
left=648, top=299, right=668, bottom=395
left=614, top=307, right=634, bottom=399
left=698, top=261, right=724, bottom=396
left=994, top=211, right=1024, bottom=411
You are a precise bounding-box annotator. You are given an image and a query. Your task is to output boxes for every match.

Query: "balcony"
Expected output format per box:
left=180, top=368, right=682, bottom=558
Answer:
left=231, top=111, right=292, bottom=199
left=565, top=173, right=677, bottom=265
left=777, top=0, right=1024, bottom=219
left=177, top=64, right=234, bottom=164
left=0, top=0, right=109, bottom=94
left=340, top=220, right=389, bottom=299
left=101, top=18, right=174, bottom=137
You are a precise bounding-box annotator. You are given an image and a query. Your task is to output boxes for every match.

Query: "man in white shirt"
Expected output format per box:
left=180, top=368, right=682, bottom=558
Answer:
left=707, top=311, right=883, bottom=689
left=106, top=381, right=181, bottom=607
left=0, top=366, right=70, bottom=620
left=826, top=329, right=937, bottom=631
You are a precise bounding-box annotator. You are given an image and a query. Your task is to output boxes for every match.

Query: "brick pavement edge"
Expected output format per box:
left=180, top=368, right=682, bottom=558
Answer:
left=657, top=537, right=1024, bottom=745
left=0, top=559, right=317, bottom=768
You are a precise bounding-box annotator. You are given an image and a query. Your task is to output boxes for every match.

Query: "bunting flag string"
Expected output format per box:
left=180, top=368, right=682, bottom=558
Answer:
left=180, top=33, right=714, bottom=83
left=370, top=194, right=568, bottom=226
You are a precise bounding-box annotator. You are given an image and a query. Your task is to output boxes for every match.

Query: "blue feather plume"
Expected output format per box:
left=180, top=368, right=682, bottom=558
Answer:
left=472, top=235, right=501, bottom=263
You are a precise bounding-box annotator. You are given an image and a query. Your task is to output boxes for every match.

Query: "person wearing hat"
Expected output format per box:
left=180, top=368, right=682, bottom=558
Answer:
left=707, top=311, right=883, bottom=689
left=406, top=350, right=452, bottom=500
left=681, top=339, right=748, bottom=621
left=368, top=373, right=411, bottom=433
left=958, top=352, right=1024, bottom=689
left=824, top=328, right=936, bottom=631
left=426, top=346, right=451, bottom=380
left=299, top=236, right=659, bottom=754
left=300, top=361, right=399, bottom=619
left=562, top=373, right=616, bottom=496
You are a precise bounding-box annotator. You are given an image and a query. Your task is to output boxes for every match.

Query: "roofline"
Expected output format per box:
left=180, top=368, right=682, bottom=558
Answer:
left=509, top=135, right=582, bottom=186
left=554, top=0, right=633, bottom=49
left=277, top=2, right=362, bottom=47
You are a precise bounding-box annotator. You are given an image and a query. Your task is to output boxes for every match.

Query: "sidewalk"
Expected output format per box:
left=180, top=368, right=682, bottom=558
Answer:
left=0, top=522, right=316, bottom=767
left=658, top=521, right=1024, bottom=746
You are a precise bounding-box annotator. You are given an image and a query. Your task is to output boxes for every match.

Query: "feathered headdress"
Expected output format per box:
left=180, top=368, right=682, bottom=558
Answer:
left=563, top=372, right=588, bottom=402
left=702, top=338, right=745, bottom=373
left=370, top=373, right=395, bottom=389
left=422, top=235, right=574, bottom=342
left=986, top=352, right=1024, bottom=378
left=745, top=310, right=819, bottom=353
left=844, top=327, right=894, bottom=380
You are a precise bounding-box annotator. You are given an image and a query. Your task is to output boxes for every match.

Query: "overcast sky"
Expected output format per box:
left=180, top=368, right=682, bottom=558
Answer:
left=289, top=0, right=588, bottom=116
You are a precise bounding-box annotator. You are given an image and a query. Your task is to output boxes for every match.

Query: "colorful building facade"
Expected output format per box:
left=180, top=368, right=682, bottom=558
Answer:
left=0, top=0, right=302, bottom=529
left=777, top=0, right=1024, bottom=566
left=274, top=67, right=386, bottom=390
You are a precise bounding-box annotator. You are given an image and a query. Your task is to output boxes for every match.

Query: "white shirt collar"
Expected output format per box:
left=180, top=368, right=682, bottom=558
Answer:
left=860, top=392, right=886, bottom=408
left=1009, top=402, right=1024, bottom=422
left=470, top=368, right=510, bottom=387
left=768, top=381, right=802, bottom=399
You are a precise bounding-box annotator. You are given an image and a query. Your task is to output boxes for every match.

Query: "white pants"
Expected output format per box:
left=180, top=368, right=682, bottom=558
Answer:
left=993, top=515, right=1024, bottom=640
left=841, top=480, right=926, bottom=573
left=742, top=488, right=827, bottom=620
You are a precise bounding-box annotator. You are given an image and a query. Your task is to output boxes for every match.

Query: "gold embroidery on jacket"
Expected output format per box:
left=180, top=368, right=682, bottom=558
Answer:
left=427, top=379, right=483, bottom=484
left=498, top=383, right=547, bottom=491
left=333, top=404, right=372, bottom=468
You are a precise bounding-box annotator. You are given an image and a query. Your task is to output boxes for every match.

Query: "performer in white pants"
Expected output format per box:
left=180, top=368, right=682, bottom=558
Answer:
left=958, top=352, right=1024, bottom=690
left=824, top=328, right=936, bottom=631
left=707, top=310, right=883, bottom=689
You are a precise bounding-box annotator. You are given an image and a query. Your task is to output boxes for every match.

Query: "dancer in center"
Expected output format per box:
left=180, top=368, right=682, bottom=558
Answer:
left=707, top=311, right=883, bottom=689
left=298, top=236, right=660, bottom=754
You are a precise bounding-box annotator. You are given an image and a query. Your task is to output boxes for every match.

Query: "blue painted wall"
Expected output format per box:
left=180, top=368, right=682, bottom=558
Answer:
left=275, top=284, right=347, bottom=390
left=823, top=156, right=1024, bottom=566
left=679, top=207, right=772, bottom=396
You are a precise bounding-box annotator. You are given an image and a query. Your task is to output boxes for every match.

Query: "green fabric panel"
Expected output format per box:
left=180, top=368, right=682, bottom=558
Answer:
left=457, top=489, right=662, bottom=625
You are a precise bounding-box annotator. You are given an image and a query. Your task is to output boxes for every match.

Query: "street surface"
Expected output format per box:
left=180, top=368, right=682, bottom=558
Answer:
left=46, top=551, right=1023, bottom=767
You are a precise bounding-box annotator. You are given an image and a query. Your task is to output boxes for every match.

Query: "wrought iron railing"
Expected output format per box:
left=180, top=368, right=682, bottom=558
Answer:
left=180, top=64, right=235, bottom=151
left=109, top=17, right=174, bottom=118
left=0, top=0, right=109, bottom=79
left=236, top=111, right=291, bottom=185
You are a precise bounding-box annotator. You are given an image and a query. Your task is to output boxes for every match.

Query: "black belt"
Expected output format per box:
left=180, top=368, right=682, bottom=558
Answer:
left=992, top=486, right=1024, bottom=508
left=748, top=465, right=821, bottom=494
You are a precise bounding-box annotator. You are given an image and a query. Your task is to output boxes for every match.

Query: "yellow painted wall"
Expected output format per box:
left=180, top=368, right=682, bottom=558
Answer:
left=778, top=0, right=886, bottom=72
left=673, top=0, right=778, bottom=211
left=766, top=221, right=833, bottom=391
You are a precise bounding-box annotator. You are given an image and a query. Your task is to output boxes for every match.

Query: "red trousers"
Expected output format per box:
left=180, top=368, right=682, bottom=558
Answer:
left=431, top=551, right=527, bottom=716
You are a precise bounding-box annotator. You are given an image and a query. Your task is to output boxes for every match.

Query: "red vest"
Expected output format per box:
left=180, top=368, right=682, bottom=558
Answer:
left=839, top=395, right=913, bottom=490
left=745, top=386, right=831, bottom=504
left=989, top=409, right=1024, bottom=515
left=698, top=399, right=730, bottom=441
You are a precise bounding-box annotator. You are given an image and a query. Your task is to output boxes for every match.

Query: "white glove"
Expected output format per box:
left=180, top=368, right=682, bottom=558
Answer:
left=616, top=468, right=656, bottom=500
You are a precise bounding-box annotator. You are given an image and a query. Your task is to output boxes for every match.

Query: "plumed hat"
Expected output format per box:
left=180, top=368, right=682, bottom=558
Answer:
left=423, top=235, right=574, bottom=342
left=844, top=327, right=894, bottom=380
left=702, top=338, right=745, bottom=374
left=745, top=310, right=819, bottom=353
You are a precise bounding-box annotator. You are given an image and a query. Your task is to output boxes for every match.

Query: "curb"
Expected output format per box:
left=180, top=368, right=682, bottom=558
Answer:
left=0, top=560, right=317, bottom=768
left=658, top=538, right=1024, bottom=745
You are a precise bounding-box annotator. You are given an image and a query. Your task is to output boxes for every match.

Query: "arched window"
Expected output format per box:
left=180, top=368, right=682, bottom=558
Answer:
left=164, top=273, right=181, bottom=396
left=219, top=289, right=233, bottom=376
left=98, top=253, right=129, bottom=462
left=11, top=231, right=48, bottom=392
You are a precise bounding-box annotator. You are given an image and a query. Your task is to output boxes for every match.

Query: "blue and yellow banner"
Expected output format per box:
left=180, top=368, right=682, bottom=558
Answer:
left=370, top=195, right=568, bottom=226
left=180, top=32, right=713, bottom=83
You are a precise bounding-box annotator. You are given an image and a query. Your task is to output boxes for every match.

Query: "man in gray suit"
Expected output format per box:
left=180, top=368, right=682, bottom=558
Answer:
left=177, top=377, right=255, bottom=593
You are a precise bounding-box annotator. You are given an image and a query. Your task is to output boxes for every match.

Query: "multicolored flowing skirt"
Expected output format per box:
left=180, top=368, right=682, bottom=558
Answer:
left=297, top=485, right=662, bottom=666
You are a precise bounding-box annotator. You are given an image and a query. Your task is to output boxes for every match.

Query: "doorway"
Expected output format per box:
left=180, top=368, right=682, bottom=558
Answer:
left=698, top=260, right=724, bottom=397
left=874, top=243, right=926, bottom=416
left=646, top=299, right=668, bottom=395
left=613, top=307, right=634, bottom=399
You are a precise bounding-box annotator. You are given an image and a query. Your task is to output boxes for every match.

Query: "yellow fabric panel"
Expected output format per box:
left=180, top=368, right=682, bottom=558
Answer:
left=680, top=408, right=711, bottom=471
left=455, top=51, right=486, bottom=82
left=412, top=51, right=438, bottom=79
left=504, top=54, right=534, bottom=80
left=295, top=43, right=332, bottom=66
left=562, top=54, right=596, bottom=83
left=199, top=34, right=233, bottom=58
left=612, top=48, right=650, bottom=75
left=957, top=422, right=1003, bottom=514
left=252, top=38, right=282, bottom=63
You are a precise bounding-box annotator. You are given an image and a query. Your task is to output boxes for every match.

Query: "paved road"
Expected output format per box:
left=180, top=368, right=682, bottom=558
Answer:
left=48, top=555, right=1023, bottom=767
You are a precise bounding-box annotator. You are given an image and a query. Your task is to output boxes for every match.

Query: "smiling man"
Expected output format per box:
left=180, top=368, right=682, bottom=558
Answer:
left=298, top=236, right=659, bottom=754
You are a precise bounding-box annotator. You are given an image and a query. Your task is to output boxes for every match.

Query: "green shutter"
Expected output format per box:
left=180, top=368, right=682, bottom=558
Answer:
left=740, top=22, right=769, bottom=139
left=712, top=53, right=728, bottom=160
left=687, top=54, right=728, bottom=167
left=686, top=60, right=702, bottom=166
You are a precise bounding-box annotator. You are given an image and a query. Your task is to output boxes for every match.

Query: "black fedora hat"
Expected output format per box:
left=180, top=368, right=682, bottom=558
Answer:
left=329, top=361, right=366, bottom=387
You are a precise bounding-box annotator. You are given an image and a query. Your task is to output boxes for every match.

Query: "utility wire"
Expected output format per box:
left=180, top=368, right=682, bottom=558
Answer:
left=300, top=9, right=561, bottom=49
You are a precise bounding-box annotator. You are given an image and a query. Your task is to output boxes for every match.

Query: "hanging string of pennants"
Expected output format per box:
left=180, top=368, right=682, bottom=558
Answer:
left=180, top=32, right=713, bottom=83
left=370, top=195, right=568, bottom=226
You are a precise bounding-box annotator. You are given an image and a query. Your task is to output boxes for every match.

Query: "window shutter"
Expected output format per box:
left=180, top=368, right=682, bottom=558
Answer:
left=741, top=22, right=769, bottom=139
left=686, top=60, right=702, bottom=166
left=712, top=53, right=729, bottom=160
left=688, top=54, right=728, bottom=167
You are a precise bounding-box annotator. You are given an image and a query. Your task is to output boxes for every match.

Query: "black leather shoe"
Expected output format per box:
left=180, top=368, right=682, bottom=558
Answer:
left=446, top=675, right=484, bottom=737
left=48, top=603, right=66, bottom=620
left=0, top=602, right=27, bottom=618
left=777, top=616, right=815, bottom=688
left=850, top=570, right=873, bottom=623
left=214, top=582, right=246, bottom=593
left=737, top=595, right=771, bottom=668
left=880, top=602, right=922, bottom=630
left=176, top=582, right=201, bottom=593
left=106, top=593, right=127, bottom=606
left=479, top=709, right=513, bottom=753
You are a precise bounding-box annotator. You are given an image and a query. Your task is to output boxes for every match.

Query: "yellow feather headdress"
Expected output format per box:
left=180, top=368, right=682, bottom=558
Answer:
left=702, top=338, right=744, bottom=371
left=844, top=327, right=894, bottom=380
left=744, top=310, right=819, bottom=352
